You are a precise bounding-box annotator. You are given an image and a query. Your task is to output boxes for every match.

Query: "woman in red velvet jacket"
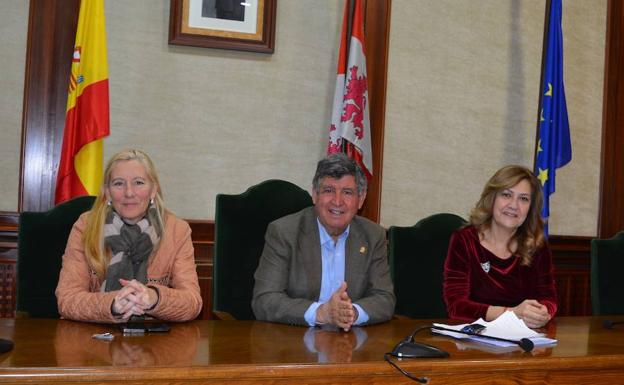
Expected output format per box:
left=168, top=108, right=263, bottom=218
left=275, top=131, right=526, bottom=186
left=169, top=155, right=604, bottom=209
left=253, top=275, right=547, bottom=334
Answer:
left=443, top=165, right=557, bottom=328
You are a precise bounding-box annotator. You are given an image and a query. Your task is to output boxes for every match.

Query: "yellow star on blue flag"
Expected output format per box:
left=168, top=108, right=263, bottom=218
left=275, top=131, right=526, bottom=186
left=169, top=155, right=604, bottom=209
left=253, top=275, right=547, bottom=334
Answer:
left=537, top=168, right=549, bottom=186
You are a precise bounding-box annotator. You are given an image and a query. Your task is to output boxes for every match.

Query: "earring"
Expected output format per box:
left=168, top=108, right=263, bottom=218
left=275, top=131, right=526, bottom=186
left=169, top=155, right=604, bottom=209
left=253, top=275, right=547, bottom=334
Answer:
left=107, top=200, right=112, bottom=206
left=150, top=198, right=154, bottom=206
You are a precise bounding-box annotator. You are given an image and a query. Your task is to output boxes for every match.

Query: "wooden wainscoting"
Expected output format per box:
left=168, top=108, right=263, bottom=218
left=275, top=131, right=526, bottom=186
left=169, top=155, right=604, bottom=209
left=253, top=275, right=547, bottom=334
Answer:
left=0, top=213, right=594, bottom=318
left=549, top=235, right=592, bottom=316
left=187, top=220, right=215, bottom=320
left=0, top=213, right=18, bottom=318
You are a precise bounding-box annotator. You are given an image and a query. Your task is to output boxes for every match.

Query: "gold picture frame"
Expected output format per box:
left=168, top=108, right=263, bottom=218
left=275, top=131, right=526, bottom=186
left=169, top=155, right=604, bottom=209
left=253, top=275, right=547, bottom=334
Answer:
left=169, top=0, right=276, bottom=53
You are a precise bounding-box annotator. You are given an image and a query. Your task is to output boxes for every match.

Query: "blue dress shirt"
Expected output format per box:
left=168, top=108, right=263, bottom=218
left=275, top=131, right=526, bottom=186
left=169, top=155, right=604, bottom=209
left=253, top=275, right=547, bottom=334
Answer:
left=303, top=219, right=369, bottom=326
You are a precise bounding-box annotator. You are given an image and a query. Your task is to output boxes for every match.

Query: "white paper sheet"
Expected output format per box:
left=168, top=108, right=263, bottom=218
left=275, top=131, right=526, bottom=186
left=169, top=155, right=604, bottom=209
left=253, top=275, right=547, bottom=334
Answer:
left=432, top=311, right=558, bottom=348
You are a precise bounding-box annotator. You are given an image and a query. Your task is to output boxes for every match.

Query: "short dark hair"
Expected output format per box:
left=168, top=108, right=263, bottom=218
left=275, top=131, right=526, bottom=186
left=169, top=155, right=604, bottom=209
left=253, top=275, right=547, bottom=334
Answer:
left=312, top=153, right=367, bottom=195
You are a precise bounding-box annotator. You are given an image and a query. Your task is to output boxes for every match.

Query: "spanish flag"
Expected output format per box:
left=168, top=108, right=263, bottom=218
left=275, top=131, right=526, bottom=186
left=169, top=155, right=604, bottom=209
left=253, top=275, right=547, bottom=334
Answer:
left=55, top=0, right=109, bottom=204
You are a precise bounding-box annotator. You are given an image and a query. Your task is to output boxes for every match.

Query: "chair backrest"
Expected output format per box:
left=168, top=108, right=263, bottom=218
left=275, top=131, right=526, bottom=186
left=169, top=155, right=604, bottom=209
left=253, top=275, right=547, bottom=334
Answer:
left=213, top=180, right=313, bottom=320
left=17, top=196, right=96, bottom=318
left=388, top=213, right=467, bottom=318
left=591, top=232, right=624, bottom=315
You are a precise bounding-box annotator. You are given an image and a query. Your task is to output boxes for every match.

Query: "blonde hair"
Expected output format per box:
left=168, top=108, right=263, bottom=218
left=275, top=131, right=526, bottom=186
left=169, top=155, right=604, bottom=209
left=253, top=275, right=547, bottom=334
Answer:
left=469, top=165, right=545, bottom=266
left=83, top=149, right=166, bottom=277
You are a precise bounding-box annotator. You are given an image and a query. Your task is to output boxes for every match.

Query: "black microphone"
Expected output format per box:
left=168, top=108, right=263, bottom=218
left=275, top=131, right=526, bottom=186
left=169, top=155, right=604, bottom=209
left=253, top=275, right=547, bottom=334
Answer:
left=430, top=324, right=534, bottom=353
left=0, top=338, right=13, bottom=354
left=603, top=320, right=624, bottom=329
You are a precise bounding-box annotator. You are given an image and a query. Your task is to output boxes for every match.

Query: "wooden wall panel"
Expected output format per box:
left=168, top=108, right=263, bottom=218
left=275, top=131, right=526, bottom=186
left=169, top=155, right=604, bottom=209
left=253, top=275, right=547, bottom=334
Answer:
left=359, top=0, right=392, bottom=222
left=187, top=220, right=215, bottom=320
left=599, top=0, right=624, bottom=238
left=20, top=0, right=80, bottom=212
left=550, top=235, right=592, bottom=316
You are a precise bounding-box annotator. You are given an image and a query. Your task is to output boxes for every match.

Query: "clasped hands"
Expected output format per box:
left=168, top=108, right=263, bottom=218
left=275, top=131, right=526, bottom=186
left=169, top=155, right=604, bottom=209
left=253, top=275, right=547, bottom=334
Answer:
left=316, top=282, right=358, bottom=331
left=509, top=299, right=551, bottom=328
left=111, top=279, right=158, bottom=320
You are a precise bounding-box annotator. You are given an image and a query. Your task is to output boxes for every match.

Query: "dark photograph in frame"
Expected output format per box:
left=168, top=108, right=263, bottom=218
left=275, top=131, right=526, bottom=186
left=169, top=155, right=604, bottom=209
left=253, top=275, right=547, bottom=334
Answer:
left=169, top=0, right=277, bottom=53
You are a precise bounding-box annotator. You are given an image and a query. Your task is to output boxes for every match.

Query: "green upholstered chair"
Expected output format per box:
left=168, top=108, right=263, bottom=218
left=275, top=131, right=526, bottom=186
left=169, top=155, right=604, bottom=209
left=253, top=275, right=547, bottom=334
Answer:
left=388, top=213, right=467, bottom=319
left=213, top=179, right=313, bottom=320
left=591, top=232, right=624, bottom=315
left=16, top=196, right=95, bottom=318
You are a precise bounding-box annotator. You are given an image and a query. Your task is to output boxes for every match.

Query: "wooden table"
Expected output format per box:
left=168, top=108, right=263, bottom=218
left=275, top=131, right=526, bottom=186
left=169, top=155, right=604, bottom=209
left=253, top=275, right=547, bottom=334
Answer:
left=0, top=316, right=622, bottom=384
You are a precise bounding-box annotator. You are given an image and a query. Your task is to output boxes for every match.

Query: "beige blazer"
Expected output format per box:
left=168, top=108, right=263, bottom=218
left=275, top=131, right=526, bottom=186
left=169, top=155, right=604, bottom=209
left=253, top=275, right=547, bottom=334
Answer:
left=56, top=212, right=202, bottom=323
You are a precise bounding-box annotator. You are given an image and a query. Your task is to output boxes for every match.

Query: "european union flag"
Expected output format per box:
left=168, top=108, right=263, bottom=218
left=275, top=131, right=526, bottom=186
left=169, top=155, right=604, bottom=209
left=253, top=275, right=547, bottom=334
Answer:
left=535, top=0, right=571, bottom=233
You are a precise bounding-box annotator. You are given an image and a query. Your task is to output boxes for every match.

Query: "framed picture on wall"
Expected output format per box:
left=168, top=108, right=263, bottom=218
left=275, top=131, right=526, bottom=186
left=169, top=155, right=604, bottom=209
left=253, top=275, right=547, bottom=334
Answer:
left=169, top=0, right=277, bottom=53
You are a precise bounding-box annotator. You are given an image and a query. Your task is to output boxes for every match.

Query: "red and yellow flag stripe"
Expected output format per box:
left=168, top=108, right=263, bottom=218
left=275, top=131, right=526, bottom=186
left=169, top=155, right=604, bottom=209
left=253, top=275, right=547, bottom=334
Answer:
left=55, top=0, right=109, bottom=204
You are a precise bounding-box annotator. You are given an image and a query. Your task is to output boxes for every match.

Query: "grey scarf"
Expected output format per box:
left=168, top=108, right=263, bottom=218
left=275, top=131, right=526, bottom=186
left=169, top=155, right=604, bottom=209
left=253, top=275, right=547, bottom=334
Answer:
left=102, top=205, right=161, bottom=292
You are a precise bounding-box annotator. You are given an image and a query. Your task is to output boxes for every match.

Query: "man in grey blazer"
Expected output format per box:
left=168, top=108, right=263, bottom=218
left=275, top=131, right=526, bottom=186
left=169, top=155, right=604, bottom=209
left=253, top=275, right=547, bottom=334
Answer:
left=252, top=154, right=395, bottom=330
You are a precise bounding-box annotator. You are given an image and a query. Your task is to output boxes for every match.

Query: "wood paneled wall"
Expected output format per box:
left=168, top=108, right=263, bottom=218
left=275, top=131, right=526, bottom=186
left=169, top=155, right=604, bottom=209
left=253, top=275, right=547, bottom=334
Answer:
left=549, top=236, right=592, bottom=316
left=186, top=220, right=215, bottom=320
left=20, top=0, right=80, bottom=212
left=599, top=0, right=624, bottom=239
left=359, top=0, right=391, bottom=222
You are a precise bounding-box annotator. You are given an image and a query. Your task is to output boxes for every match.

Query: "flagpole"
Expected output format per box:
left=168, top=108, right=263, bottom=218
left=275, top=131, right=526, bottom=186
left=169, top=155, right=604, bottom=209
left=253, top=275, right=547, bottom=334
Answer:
left=346, top=0, right=354, bottom=55
left=533, top=0, right=552, bottom=170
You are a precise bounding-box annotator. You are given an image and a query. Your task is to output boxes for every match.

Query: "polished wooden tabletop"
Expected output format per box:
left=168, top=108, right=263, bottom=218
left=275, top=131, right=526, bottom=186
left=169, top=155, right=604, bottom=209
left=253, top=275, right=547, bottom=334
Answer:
left=0, top=316, right=623, bottom=384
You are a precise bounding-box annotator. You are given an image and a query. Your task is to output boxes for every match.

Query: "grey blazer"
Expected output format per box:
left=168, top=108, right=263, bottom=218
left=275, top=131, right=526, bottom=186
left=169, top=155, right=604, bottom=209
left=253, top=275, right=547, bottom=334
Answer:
left=252, top=206, right=395, bottom=326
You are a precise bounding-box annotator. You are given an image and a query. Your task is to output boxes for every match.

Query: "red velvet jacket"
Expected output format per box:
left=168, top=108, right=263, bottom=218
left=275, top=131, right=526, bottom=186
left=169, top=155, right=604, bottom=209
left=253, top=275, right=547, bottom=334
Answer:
left=443, top=226, right=558, bottom=322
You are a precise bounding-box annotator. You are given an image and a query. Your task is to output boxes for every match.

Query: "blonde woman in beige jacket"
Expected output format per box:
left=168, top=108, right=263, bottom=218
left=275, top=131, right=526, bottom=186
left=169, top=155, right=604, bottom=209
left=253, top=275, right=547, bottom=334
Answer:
left=56, top=149, right=202, bottom=323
